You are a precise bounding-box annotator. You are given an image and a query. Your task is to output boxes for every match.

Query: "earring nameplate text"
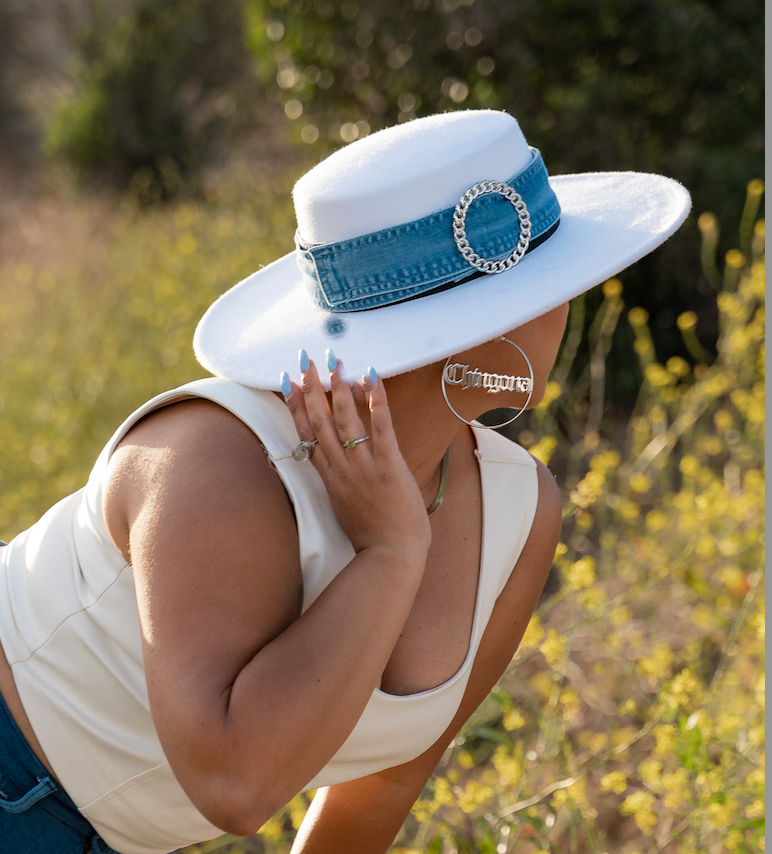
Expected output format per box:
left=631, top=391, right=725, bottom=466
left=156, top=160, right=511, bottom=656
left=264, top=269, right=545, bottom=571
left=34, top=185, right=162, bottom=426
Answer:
left=442, top=363, right=533, bottom=394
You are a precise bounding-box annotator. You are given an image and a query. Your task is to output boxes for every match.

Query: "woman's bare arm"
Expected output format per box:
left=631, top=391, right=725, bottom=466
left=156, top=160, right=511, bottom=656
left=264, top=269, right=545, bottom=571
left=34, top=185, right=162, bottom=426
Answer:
left=289, top=460, right=563, bottom=853
left=104, top=367, right=431, bottom=835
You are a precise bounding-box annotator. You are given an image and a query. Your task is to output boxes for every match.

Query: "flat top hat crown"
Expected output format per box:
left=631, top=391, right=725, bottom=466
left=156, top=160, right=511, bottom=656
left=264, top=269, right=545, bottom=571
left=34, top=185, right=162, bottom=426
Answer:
left=194, top=109, right=692, bottom=390
left=293, top=110, right=532, bottom=244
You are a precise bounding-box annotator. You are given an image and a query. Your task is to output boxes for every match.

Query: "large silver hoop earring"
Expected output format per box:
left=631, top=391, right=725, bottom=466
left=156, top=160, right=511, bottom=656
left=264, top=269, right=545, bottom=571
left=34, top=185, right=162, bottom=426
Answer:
left=441, top=336, right=534, bottom=429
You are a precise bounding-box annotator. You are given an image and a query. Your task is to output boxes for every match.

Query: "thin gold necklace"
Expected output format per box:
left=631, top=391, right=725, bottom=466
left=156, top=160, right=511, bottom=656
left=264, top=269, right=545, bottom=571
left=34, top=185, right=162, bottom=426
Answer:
left=426, top=448, right=450, bottom=517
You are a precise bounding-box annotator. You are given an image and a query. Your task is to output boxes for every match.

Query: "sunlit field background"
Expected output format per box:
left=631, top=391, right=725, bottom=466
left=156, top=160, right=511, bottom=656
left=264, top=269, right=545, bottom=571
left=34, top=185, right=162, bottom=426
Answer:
left=0, top=1, right=763, bottom=852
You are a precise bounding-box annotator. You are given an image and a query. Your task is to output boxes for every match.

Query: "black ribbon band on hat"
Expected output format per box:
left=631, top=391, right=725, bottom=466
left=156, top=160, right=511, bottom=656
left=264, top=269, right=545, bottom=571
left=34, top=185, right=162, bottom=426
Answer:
left=388, top=218, right=561, bottom=308
left=296, top=148, right=561, bottom=313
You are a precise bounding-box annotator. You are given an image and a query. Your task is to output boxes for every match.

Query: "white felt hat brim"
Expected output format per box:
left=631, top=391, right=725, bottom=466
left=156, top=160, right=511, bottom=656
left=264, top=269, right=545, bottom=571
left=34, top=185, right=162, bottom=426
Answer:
left=194, top=170, right=691, bottom=390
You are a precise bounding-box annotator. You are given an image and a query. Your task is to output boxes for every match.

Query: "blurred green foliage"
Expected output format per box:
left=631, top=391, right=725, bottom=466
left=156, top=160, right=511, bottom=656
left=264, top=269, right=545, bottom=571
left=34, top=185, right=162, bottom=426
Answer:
left=43, top=0, right=764, bottom=235
left=245, top=0, right=762, bottom=201
left=43, top=0, right=254, bottom=200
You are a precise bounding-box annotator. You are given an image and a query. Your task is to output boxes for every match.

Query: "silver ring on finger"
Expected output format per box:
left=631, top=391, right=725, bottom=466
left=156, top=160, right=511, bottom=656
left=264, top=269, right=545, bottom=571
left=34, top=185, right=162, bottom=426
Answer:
left=342, top=436, right=370, bottom=450
left=292, top=439, right=318, bottom=461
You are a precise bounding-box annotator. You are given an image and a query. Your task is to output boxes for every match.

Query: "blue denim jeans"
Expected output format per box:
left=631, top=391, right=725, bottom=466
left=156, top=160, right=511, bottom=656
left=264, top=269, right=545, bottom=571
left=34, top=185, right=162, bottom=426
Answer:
left=0, top=686, right=122, bottom=854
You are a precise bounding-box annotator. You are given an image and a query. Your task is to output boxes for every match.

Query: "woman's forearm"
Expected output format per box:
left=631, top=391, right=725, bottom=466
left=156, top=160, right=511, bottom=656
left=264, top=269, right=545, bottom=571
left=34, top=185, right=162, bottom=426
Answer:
left=153, top=538, right=429, bottom=835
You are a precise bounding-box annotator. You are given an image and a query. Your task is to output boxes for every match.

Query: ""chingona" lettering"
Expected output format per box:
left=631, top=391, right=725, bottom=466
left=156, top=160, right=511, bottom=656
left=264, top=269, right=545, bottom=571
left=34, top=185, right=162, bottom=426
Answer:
left=443, top=363, right=533, bottom=394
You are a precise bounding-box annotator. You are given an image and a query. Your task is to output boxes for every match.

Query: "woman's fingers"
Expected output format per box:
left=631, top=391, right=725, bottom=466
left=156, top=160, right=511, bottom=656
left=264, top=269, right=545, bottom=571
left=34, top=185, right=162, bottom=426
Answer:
left=282, top=349, right=372, bottom=463
left=328, top=352, right=371, bottom=456
left=280, top=352, right=325, bottom=449
left=361, top=367, right=400, bottom=459
left=281, top=354, right=429, bottom=553
left=282, top=352, right=402, bottom=474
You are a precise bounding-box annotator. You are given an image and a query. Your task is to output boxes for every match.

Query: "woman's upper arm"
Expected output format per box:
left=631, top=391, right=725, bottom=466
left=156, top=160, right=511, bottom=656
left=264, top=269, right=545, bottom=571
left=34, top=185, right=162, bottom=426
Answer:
left=104, top=398, right=302, bottom=751
left=103, top=395, right=437, bottom=833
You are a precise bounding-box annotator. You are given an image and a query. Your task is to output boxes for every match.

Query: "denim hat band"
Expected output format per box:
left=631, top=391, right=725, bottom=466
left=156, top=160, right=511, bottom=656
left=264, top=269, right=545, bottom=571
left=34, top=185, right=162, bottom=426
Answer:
left=296, top=149, right=560, bottom=312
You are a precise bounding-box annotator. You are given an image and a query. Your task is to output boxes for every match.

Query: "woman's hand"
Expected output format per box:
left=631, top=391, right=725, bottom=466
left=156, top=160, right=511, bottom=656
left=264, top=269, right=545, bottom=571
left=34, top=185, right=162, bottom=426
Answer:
left=281, top=350, right=431, bottom=557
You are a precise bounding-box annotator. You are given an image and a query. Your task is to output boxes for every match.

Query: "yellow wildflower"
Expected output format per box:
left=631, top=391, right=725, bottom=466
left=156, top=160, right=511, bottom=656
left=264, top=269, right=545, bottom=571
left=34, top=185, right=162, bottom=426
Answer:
left=603, top=277, right=623, bottom=297
left=706, top=800, right=734, bottom=830
left=661, top=767, right=690, bottom=809
left=618, top=498, right=640, bottom=520
left=644, top=362, right=674, bottom=387
left=530, top=671, right=555, bottom=699
left=176, top=232, right=198, bottom=255
left=529, top=434, right=557, bottom=464
left=610, top=605, right=632, bottom=625
left=692, top=603, right=714, bottom=629
left=578, top=731, right=608, bottom=752
left=577, top=585, right=608, bottom=612
left=621, top=790, right=658, bottom=834
left=629, top=307, right=650, bottom=326
left=288, top=794, right=309, bottom=830
left=634, top=337, right=654, bottom=356
left=492, top=745, right=522, bottom=787
left=713, top=408, right=734, bottom=432
left=629, top=471, right=651, bottom=493
left=519, top=615, right=544, bottom=650
left=679, top=455, right=701, bottom=477
left=677, top=311, right=698, bottom=331
left=663, top=668, right=702, bottom=709
left=636, top=642, right=674, bottom=681
left=566, top=556, right=596, bottom=590
left=718, top=566, right=747, bottom=594
left=457, top=748, right=475, bottom=770
left=502, top=708, right=526, bottom=731
left=457, top=780, right=494, bottom=812
left=666, top=355, right=690, bottom=377
left=539, top=380, right=563, bottom=408
left=433, top=776, right=455, bottom=806
left=725, top=249, right=746, bottom=269
left=653, top=724, right=677, bottom=757
left=540, top=629, right=567, bottom=668
left=637, top=758, right=662, bottom=788
left=600, top=770, right=628, bottom=794
left=645, top=509, right=668, bottom=532
left=715, top=713, right=745, bottom=738
left=257, top=814, right=284, bottom=840
left=559, top=687, right=581, bottom=722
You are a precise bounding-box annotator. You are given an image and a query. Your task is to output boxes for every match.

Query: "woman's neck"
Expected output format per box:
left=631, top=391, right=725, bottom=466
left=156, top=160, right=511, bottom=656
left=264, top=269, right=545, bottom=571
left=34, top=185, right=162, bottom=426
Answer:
left=379, top=364, right=469, bottom=506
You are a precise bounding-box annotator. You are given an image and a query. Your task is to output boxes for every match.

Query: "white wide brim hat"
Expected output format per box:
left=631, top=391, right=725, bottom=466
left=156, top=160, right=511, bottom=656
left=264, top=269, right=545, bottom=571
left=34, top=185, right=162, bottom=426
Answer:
left=194, top=110, right=691, bottom=389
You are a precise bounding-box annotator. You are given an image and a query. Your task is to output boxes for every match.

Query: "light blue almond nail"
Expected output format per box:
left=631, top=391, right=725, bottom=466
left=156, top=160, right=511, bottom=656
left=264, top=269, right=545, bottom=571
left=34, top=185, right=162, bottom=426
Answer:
left=326, top=348, right=337, bottom=372
left=299, top=349, right=310, bottom=372
left=367, top=366, right=378, bottom=387
left=280, top=371, right=292, bottom=398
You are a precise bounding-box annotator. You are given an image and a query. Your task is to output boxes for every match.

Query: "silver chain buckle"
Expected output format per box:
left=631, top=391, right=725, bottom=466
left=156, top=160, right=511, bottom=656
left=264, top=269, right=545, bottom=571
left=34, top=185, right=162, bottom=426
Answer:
left=452, top=181, right=532, bottom=273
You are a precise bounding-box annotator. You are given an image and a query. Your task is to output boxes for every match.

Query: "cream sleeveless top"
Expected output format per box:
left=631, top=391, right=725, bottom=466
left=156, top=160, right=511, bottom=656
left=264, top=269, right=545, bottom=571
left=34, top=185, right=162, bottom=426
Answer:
left=0, top=378, right=538, bottom=854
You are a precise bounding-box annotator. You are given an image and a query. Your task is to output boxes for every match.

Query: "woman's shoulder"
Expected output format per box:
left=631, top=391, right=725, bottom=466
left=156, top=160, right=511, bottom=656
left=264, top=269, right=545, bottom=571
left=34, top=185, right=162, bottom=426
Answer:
left=103, top=395, right=292, bottom=563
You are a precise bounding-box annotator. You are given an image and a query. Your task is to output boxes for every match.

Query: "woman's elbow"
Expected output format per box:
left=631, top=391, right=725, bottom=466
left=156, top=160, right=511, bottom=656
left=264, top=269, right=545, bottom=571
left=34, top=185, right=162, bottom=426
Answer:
left=192, top=778, right=284, bottom=838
